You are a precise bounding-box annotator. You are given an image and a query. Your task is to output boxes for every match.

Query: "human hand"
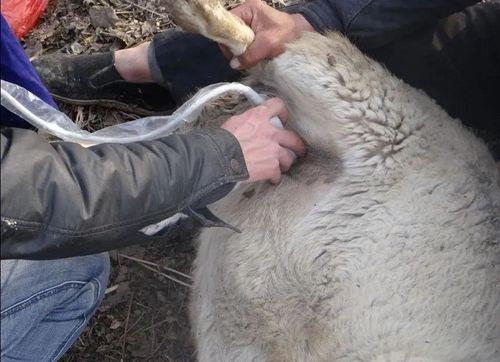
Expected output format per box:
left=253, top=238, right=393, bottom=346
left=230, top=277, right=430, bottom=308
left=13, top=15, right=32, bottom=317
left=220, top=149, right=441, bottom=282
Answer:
left=221, top=98, right=306, bottom=184
left=222, top=0, right=314, bottom=69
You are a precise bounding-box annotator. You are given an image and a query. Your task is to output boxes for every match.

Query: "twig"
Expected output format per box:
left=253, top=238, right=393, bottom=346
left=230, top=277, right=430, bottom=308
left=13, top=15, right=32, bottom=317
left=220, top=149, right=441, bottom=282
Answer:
left=134, top=301, right=152, bottom=310
left=123, top=311, right=145, bottom=338
left=105, top=284, right=119, bottom=294
left=128, top=316, right=175, bottom=338
left=120, top=0, right=168, bottom=19
left=147, top=335, right=170, bottom=360
left=138, top=262, right=192, bottom=288
left=117, top=250, right=122, bottom=269
left=104, top=355, right=121, bottom=362
left=150, top=314, right=156, bottom=356
left=121, top=293, right=134, bottom=360
left=119, top=253, right=192, bottom=280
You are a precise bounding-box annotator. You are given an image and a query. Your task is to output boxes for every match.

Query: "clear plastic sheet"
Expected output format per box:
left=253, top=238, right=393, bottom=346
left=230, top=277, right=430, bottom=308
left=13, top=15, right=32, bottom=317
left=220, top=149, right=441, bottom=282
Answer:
left=1, top=79, right=270, bottom=146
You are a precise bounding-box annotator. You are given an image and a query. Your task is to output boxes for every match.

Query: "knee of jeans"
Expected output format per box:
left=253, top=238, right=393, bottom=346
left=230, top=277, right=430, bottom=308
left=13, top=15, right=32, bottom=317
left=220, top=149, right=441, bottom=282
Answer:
left=1, top=254, right=111, bottom=361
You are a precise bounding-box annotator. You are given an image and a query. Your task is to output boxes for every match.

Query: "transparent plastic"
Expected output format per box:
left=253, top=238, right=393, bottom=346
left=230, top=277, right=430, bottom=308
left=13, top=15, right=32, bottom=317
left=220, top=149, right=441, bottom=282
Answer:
left=1, top=79, right=283, bottom=147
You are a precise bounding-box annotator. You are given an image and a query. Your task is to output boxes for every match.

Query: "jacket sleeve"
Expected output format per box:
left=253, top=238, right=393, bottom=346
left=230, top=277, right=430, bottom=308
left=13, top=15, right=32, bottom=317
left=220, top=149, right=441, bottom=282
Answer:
left=292, top=0, right=480, bottom=48
left=1, top=127, right=248, bottom=260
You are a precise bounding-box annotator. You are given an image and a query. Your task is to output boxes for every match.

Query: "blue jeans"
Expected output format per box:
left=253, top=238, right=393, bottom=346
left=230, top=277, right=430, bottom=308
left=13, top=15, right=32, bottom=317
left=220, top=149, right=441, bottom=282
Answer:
left=1, top=254, right=110, bottom=361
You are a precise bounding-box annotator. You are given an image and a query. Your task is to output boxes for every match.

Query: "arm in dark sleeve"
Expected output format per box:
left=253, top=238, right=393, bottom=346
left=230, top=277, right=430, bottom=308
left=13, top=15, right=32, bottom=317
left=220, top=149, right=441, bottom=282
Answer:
left=1, top=127, right=248, bottom=260
left=291, top=0, right=480, bottom=48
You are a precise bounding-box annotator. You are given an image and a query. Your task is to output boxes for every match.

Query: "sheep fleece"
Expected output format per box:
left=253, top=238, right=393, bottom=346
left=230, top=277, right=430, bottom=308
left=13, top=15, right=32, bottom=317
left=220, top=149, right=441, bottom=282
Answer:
left=190, top=32, right=500, bottom=362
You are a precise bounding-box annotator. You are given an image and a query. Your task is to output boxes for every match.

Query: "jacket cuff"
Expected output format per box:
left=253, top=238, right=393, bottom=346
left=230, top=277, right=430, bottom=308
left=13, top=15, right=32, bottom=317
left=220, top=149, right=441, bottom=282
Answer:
left=184, top=128, right=248, bottom=235
left=289, top=0, right=343, bottom=34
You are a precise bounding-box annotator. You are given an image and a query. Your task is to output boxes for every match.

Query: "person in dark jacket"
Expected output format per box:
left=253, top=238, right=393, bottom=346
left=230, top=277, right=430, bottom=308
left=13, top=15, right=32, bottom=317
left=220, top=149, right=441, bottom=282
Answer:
left=2, top=0, right=499, bottom=360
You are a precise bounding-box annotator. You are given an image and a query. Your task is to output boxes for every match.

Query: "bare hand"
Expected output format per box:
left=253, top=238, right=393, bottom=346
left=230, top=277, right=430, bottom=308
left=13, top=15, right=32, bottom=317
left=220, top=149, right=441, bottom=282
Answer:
left=222, top=0, right=314, bottom=69
left=221, top=98, right=306, bottom=184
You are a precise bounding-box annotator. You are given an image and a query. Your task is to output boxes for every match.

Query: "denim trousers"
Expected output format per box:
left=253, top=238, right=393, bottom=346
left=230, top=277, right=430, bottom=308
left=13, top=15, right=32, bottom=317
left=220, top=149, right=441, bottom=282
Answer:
left=1, top=254, right=110, bottom=361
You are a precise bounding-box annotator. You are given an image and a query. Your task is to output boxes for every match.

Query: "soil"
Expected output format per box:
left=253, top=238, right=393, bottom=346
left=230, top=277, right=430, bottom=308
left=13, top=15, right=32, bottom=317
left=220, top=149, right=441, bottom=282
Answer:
left=59, top=235, right=199, bottom=362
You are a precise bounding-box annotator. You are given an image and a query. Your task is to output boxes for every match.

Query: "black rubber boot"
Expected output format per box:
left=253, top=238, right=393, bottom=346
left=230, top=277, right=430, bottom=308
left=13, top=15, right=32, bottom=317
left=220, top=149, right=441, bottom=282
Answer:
left=32, top=52, right=176, bottom=116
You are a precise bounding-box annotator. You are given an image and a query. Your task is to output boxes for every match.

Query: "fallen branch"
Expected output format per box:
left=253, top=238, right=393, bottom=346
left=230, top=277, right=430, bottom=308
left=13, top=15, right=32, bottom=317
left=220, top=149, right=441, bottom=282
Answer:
left=119, top=253, right=192, bottom=288
left=138, top=262, right=192, bottom=288
left=129, top=316, right=176, bottom=338
left=120, top=0, right=168, bottom=19
left=121, top=292, right=134, bottom=359
left=105, top=284, right=119, bottom=294
left=119, top=253, right=192, bottom=279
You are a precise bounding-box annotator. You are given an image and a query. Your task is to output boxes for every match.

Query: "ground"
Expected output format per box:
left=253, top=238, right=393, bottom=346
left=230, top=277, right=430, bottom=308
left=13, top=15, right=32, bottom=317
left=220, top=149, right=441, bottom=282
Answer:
left=22, top=1, right=289, bottom=361
left=60, top=237, right=198, bottom=361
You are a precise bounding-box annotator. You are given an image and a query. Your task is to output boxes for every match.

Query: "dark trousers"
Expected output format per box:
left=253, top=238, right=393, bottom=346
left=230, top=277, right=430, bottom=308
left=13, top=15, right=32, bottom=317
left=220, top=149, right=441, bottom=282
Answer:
left=150, top=1, right=499, bottom=155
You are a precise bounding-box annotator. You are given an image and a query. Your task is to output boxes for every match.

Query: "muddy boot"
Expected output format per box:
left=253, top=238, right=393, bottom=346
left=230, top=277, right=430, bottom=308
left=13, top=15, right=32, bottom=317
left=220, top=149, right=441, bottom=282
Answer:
left=32, top=52, right=176, bottom=116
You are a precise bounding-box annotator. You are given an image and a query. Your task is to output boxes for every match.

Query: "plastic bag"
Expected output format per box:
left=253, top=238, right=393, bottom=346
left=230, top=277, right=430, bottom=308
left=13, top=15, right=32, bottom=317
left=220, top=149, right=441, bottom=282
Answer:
left=1, top=0, right=49, bottom=39
left=1, top=79, right=276, bottom=147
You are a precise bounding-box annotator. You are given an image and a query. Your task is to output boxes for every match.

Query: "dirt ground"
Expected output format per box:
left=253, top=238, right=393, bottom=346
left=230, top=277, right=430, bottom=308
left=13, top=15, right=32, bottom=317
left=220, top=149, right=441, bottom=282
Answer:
left=59, top=236, right=198, bottom=361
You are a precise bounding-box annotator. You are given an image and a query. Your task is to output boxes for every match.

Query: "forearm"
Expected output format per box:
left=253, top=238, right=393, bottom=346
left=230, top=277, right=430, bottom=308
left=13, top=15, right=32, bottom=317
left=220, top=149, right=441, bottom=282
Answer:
left=1, top=127, right=248, bottom=259
left=292, top=0, right=480, bottom=48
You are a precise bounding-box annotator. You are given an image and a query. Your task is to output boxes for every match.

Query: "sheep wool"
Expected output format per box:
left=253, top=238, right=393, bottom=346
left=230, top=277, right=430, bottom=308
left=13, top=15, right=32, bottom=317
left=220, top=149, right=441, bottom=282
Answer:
left=190, top=32, right=500, bottom=362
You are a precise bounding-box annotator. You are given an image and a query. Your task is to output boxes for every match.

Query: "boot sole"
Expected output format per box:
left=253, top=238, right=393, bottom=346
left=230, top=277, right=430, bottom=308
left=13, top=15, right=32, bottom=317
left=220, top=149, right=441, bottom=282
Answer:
left=52, top=94, right=173, bottom=117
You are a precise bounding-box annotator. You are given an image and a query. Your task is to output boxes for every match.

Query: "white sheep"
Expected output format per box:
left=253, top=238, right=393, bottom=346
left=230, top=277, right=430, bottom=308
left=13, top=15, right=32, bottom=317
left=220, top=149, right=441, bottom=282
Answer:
left=188, top=32, right=500, bottom=361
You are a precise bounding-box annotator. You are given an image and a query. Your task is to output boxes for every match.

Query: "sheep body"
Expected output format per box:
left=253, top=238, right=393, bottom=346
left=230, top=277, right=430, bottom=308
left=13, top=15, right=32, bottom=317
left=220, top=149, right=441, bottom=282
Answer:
left=190, top=32, right=500, bottom=362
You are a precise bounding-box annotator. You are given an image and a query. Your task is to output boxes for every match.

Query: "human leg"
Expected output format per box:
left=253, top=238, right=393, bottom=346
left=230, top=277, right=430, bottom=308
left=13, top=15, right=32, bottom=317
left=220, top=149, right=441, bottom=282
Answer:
left=1, top=253, right=110, bottom=361
left=114, top=41, right=154, bottom=83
